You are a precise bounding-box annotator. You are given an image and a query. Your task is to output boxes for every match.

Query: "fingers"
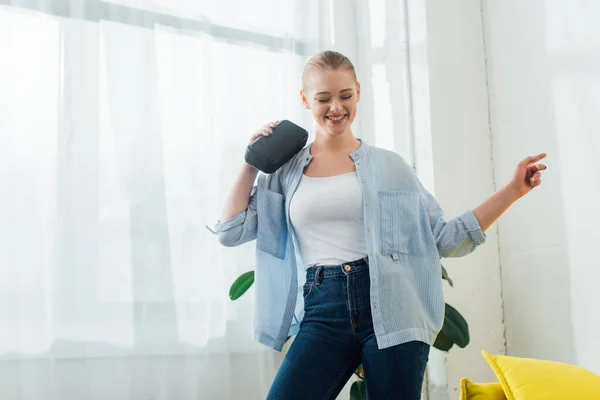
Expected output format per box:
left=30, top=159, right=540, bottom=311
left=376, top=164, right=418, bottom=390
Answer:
left=250, top=130, right=267, bottom=142
left=250, top=131, right=263, bottom=141
left=521, top=153, right=547, bottom=166
left=266, top=120, right=280, bottom=134
left=263, top=121, right=280, bottom=135
left=528, top=163, right=547, bottom=188
left=531, top=164, right=547, bottom=172
left=530, top=171, right=543, bottom=187
left=250, top=121, right=279, bottom=142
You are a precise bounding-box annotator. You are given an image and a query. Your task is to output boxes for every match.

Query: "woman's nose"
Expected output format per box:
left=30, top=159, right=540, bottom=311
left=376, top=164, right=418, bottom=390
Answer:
left=330, top=100, right=343, bottom=112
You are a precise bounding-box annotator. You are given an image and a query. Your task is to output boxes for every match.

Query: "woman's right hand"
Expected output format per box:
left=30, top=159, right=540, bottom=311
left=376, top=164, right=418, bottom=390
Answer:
left=249, top=121, right=279, bottom=144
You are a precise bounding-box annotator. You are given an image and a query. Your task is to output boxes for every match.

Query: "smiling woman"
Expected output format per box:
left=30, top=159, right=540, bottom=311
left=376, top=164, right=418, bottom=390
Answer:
left=301, top=51, right=360, bottom=137
left=0, top=0, right=445, bottom=399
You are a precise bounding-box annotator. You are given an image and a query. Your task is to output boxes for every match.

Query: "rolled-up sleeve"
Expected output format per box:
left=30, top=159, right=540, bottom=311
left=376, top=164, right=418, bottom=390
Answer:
left=205, top=186, right=258, bottom=247
left=418, top=185, right=487, bottom=258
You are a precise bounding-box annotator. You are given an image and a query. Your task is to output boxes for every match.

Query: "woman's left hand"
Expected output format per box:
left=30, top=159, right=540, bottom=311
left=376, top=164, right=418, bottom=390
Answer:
left=474, top=153, right=548, bottom=232
left=506, top=153, right=547, bottom=199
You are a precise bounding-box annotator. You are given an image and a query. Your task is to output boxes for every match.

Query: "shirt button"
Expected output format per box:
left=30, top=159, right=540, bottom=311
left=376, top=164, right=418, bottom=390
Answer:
left=367, top=228, right=371, bottom=232
left=344, top=265, right=351, bottom=271
left=373, top=303, right=377, bottom=308
left=372, top=278, right=376, bottom=282
left=365, top=202, right=368, bottom=206
left=370, top=252, right=374, bottom=256
left=362, top=180, right=365, bottom=183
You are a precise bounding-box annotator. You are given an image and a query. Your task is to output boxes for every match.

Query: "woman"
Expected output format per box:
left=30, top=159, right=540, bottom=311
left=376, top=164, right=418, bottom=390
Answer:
left=208, top=50, right=546, bottom=399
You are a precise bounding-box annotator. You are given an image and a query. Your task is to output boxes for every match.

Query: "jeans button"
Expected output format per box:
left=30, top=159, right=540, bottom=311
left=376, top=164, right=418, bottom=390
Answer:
left=344, top=265, right=351, bottom=271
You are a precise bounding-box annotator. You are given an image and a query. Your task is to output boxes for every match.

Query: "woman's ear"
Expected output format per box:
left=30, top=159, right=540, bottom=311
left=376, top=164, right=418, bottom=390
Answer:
left=356, top=81, right=361, bottom=103
left=300, top=90, right=311, bottom=110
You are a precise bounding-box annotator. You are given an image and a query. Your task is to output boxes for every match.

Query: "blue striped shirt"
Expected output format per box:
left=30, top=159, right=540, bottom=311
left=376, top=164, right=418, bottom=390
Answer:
left=206, top=139, right=486, bottom=351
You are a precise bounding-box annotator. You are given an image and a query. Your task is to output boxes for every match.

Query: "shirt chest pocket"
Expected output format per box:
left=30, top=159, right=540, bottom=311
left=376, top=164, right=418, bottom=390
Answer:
left=257, top=188, right=287, bottom=260
left=378, top=190, right=424, bottom=261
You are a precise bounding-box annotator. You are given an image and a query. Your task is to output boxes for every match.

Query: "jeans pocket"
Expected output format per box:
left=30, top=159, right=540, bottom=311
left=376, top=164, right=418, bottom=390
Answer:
left=378, top=190, right=423, bottom=262
left=303, top=282, right=314, bottom=300
left=257, top=188, right=287, bottom=259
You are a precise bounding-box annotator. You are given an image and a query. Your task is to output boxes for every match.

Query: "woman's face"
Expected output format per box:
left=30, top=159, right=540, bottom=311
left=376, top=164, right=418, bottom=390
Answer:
left=301, top=68, right=360, bottom=138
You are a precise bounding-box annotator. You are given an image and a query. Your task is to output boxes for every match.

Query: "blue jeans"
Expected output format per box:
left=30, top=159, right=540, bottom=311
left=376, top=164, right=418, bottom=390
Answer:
left=267, top=258, right=430, bottom=400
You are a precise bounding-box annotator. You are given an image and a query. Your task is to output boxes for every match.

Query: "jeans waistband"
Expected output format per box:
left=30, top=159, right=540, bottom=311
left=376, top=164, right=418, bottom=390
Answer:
left=306, top=257, right=369, bottom=285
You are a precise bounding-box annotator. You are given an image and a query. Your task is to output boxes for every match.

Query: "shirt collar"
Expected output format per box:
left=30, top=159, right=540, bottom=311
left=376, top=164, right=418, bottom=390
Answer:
left=302, top=138, right=369, bottom=162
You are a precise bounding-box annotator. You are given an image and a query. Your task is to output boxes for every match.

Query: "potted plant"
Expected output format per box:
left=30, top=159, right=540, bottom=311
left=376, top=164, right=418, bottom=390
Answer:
left=229, top=263, right=469, bottom=400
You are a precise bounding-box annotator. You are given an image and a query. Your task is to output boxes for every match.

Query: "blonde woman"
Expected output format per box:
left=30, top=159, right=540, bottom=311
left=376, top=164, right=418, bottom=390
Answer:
left=208, top=50, right=546, bottom=399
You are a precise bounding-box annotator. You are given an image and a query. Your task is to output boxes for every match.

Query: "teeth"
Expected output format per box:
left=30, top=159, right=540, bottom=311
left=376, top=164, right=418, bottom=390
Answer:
left=328, top=115, right=345, bottom=121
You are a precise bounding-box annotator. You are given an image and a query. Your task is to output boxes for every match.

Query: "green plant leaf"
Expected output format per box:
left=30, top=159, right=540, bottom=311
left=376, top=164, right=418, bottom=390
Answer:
left=229, top=271, right=255, bottom=300
left=433, top=330, right=454, bottom=352
left=442, top=303, right=470, bottom=348
left=350, top=380, right=367, bottom=400
left=353, top=364, right=364, bottom=380
left=441, top=264, right=454, bottom=287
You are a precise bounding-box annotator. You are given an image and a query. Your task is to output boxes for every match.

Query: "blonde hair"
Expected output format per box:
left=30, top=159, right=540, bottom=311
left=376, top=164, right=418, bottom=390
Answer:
left=302, top=50, right=357, bottom=89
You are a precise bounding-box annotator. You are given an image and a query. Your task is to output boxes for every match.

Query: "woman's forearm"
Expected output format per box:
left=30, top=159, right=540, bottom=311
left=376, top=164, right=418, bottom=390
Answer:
left=220, top=163, right=259, bottom=221
left=472, top=186, right=521, bottom=232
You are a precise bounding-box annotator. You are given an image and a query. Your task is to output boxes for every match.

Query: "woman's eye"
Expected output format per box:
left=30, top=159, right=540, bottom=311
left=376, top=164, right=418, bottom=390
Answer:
left=317, top=95, right=351, bottom=103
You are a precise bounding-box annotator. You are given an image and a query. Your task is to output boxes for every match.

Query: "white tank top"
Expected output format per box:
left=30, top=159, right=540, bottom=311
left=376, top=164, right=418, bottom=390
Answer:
left=290, top=171, right=369, bottom=269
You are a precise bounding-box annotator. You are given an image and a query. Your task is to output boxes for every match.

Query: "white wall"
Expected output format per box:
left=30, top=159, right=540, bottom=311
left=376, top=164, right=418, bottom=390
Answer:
left=421, top=0, right=600, bottom=397
left=482, top=0, right=600, bottom=373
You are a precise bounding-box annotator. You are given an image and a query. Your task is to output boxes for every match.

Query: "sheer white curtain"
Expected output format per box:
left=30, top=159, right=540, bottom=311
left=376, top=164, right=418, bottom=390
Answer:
left=0, top=1, right=320, bottom=398
left=0, top=1, right=431, bottom=399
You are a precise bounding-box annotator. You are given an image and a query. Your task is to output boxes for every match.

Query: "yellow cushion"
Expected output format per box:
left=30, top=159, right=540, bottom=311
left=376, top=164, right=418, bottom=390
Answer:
left=482, top=350, right=600, bottom=400
left=460, top=378, right=507, bottom=400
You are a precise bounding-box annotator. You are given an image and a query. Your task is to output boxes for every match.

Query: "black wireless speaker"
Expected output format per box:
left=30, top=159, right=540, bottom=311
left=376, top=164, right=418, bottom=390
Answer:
left=245, top=120, right=309, bottom=174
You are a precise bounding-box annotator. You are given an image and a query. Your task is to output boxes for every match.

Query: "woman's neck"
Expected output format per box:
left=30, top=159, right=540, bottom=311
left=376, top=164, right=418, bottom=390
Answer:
left=310, top=131, right=361, bottom=155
